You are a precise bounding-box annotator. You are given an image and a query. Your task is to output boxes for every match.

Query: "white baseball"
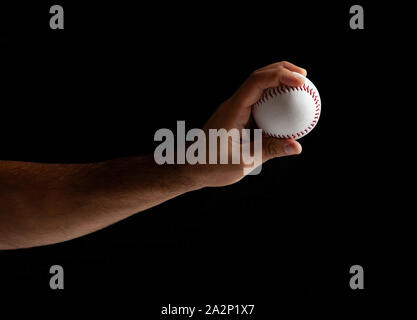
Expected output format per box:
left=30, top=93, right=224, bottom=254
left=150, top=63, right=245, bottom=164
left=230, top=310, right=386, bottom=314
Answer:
left=252, top=72, right=321, bottom=140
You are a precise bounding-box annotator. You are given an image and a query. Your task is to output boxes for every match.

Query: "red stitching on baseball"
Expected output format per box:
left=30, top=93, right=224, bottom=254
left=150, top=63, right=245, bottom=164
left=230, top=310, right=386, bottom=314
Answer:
left=253, top=79, right=321, bottom=138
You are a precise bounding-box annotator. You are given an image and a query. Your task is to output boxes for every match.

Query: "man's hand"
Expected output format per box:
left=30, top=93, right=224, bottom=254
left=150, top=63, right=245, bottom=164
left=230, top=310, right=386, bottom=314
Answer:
left=188, top=61, right=306, bottom=188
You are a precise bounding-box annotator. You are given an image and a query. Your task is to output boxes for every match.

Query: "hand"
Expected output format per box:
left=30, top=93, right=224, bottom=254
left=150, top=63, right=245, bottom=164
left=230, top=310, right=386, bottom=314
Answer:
left=187, top=61, right=307, bottom=188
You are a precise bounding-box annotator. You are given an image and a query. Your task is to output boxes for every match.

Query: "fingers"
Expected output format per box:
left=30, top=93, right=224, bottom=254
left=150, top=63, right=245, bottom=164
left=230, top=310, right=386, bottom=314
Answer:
left=279, top=68, right=306, bottom=87
left=232, top=64, right=306, bottom=107
left=259, top=61, right=307, bottom=76
left=262, top=137, right=302, bottom=162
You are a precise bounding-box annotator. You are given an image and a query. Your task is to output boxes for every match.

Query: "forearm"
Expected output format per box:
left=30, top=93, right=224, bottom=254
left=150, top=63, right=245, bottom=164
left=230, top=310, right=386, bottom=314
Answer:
left=0, top=156, right=199, bottom=249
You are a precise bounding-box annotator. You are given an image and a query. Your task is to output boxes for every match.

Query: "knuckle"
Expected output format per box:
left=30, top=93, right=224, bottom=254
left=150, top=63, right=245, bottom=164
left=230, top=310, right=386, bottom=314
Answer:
left=250, top=70, right=261, bottom=78
left=248, top=70, right=262, bottom=83
left=276, top=61, right=289, bottom=67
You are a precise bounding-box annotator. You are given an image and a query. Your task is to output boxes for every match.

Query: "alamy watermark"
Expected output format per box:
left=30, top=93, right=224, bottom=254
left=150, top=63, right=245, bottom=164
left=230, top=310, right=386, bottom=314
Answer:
left=349, top=265, right=364, bottom=290
left=349, top=5, right=364, bottom=30
left=49, top=5, right=64, bottom=30
left=49, top=264, right=64, bottom=290
left=154, top=121, right=263, bottom=175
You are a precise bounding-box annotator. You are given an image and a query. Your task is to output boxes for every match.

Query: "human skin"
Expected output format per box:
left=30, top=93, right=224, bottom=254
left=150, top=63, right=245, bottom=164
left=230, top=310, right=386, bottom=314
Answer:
left=0, top=61, right=306, bottom=249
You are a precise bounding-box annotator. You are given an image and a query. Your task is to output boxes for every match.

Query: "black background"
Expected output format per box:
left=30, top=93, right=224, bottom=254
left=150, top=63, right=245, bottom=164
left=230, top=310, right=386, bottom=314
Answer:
left=0, top=0, right=412, bottom=316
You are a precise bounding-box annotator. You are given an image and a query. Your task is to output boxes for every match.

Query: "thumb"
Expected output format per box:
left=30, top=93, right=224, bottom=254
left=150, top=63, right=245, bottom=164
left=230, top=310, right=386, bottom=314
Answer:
left=262, top=137, right=302, bottom=162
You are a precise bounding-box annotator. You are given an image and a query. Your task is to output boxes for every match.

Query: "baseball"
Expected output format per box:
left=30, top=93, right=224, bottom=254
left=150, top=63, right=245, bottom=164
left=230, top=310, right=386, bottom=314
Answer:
left=252, top=72, right=321, bottom=140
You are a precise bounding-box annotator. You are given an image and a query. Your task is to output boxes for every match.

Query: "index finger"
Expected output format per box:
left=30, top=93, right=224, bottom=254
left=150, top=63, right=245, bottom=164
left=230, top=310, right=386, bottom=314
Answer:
left=231, top=67, right=306, bottom=108
left=258, top=61, right=307, bottom=76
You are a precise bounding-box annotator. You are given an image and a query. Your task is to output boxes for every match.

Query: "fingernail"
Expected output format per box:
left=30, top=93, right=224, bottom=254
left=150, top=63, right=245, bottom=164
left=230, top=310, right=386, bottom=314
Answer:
left=284, top=142, right=297, bottom=155
left=292, top=71, right=306, bottom=80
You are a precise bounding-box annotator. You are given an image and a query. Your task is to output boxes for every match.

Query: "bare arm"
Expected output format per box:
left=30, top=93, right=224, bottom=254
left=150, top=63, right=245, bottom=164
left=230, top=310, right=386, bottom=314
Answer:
left=0, top=61, right=306, bottom=249
left=0, top=156, right=198, bottom=249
